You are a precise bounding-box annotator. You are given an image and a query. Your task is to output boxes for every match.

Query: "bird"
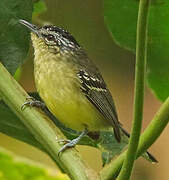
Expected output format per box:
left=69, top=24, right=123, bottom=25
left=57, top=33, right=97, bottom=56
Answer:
left=19, top=19, right=121, bottom=150
left=18, top=20, right=157, bottom=163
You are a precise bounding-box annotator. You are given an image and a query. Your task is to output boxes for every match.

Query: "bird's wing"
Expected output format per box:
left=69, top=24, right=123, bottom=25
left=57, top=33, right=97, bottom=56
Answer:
left=77, top=68, right=121, bottom=142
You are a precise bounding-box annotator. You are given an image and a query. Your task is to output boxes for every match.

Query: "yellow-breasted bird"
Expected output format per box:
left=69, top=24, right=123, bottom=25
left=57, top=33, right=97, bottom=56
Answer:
left=19, top=19, right=121, bottom=149
left=19, top=20, right=157, bottom=162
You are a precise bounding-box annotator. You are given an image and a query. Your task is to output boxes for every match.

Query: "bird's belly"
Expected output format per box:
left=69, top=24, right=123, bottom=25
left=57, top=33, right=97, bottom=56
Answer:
left=35, top=66, right=109, bottom=131
left=41, top=86, right=109, bottom=131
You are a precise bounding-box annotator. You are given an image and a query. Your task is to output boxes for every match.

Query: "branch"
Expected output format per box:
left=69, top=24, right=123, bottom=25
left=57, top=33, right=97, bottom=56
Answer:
left=116, top=0, right=150, bottom=179
left=0, top=62, right=99, bottom=180
left=100, top=96, right=169, bottom=179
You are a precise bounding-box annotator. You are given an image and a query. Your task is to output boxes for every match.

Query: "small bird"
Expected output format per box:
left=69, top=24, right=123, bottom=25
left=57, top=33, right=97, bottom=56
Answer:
left=19, top=19, right=121, bottom=151
left=18, top=20, right=157, bottom=163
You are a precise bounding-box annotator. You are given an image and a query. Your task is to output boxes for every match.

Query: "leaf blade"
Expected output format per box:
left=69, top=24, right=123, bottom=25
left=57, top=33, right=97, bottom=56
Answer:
left=104, top=0, right=169, bottom=101
left=0, top=0, right=32, bottom=74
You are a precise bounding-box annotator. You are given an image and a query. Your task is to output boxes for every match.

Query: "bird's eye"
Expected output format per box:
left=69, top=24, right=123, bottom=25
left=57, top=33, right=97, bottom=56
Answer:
left=46, top=34, right=55, bottom=41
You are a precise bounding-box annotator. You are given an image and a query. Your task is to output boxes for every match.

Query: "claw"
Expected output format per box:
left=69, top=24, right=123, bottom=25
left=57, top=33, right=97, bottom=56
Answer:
left=21, top=96, right=45, bottom=111
left=58, top=139, right=77, bottom=156
left=57, top=128, right=88, bottom=156
left=21, top=101, right=31, bottom=110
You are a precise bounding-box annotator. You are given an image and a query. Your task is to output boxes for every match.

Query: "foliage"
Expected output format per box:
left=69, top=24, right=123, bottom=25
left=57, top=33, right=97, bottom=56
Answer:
left=0, top=148, right=69, bottom=180
left=33, top=0, right=47, bottom=16
left=104, top=0, right=169, bottom=101
left=0, top=0, right=32, bottom=75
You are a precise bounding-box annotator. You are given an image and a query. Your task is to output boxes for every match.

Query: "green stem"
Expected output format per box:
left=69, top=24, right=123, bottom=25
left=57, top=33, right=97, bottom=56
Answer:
left=116, top=0, right=150, bottom=179
left=0, top=62, right=99, bottom=180
left=137, top=96, right=169, bottom=157
left=100, top=96, right=169, bottom=180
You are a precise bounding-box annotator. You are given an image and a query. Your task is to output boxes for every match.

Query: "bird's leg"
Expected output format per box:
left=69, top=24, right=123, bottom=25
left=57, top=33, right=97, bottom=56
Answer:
left=21, top=96, right=46, bottom=110
left=57, top=128, right=88, bottom=155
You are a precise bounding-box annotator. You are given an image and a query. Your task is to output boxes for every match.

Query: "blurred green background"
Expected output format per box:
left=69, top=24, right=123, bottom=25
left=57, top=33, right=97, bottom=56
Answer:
left=0, top=0, right=168, bottom=179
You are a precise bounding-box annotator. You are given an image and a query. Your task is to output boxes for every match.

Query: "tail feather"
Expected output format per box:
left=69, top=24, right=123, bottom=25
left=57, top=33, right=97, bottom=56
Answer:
left=114, top=125, right=121, bottom=143
left=120, top=126, right=158, bottom=163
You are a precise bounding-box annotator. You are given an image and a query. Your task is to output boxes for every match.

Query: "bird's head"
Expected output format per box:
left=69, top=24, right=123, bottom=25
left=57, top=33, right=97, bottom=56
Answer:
left=19, top=19, right=80, bottom=53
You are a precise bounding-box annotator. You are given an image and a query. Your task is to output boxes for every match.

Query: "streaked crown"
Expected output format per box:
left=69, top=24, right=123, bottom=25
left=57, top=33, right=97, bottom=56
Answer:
left=19, top=20, right=80, bottom=50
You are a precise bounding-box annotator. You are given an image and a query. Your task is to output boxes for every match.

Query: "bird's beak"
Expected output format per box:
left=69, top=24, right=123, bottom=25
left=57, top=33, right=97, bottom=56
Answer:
left=19, top=19, right=40, bottom=36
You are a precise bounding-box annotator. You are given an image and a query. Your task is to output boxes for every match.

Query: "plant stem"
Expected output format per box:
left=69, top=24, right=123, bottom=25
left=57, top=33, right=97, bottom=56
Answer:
left=0, top=62, right=99, bottom=180
left=116, top=0, right=150, bottom=179
left=136, top=96, right=169, bottom=157
left=100, top=96, right=169, bottom=180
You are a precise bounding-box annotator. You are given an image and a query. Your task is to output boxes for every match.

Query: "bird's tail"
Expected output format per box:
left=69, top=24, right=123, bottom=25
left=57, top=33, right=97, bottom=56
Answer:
left=120, top=127, right=158, bottom=163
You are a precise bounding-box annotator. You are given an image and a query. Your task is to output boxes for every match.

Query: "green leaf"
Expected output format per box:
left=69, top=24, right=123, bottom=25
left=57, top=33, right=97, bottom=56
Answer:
left=0, top=148, right=69, bottom=180
left=104, top=0, right=169, bottom=101
left=33, top=0, right=47, bottom=16
left=0, top=0, right=32, bottom=75
left=0, top=102, right=45, bottom=152
left=0, top=93, right=156, bottom=164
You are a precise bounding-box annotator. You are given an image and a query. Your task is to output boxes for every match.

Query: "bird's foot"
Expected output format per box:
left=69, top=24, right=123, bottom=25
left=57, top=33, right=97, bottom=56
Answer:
left=57, top=128, right=88, bottom=156
left=57, top=138, right=79, bottom=156
left=21, top=96, right=45, bottom=110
